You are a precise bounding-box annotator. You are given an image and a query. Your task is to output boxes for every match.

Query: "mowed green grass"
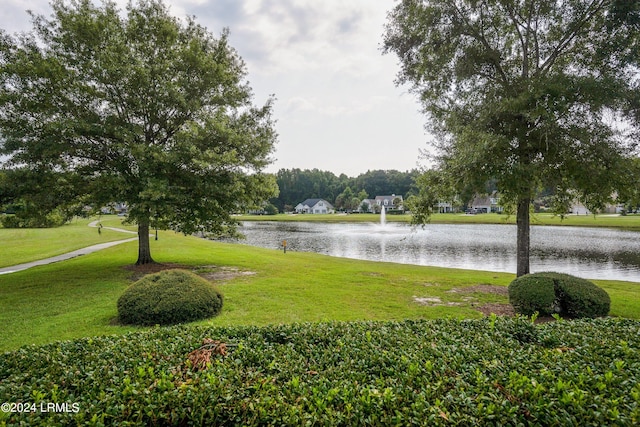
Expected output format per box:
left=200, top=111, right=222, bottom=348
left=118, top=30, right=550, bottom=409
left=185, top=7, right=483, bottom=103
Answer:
left=1, top=221, right=639, bottom=352
left=238, top=212, right=640, bottom=230
left=0, top=217, right=135, bottom=268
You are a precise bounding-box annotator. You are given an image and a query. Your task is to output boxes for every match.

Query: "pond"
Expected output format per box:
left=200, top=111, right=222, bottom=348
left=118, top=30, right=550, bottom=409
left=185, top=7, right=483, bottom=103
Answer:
left=224, top=221, right=640, bottom=282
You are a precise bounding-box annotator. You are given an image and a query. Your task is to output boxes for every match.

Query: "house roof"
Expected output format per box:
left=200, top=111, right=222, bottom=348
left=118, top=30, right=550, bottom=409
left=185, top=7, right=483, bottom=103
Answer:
left=298, top=198, right=333, bottom=208
left=471, top=196, right=492, bottom=206
left=471, top=192, right=500, bottom=206
left=375, top=195, right=403, bottom=202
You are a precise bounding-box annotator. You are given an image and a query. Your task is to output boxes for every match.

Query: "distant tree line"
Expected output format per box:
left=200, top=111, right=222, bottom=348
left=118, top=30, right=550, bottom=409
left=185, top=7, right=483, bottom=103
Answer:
left=269, top=169, right=419, bottom=213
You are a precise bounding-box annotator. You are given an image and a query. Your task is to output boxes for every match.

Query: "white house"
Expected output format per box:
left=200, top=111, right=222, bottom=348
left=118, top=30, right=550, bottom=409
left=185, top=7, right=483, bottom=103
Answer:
left=570, top=202, right=624, bottom=215
left=359, top=195, right=404, bottom=212
left=470, top=193, right=502, bottom=213
left=570, top=203, right=591, bottom=215
left=295, top=199, right=334, bottom=214
left=375, top=195, right=404, bottom=210
left=100, top=202, right=128, bottom=215
left=437, top=201, right=455, bottom=213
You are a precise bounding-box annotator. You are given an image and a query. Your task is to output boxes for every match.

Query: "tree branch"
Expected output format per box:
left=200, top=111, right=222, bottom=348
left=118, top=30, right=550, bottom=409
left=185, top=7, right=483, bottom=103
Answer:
left=504, top=1, right=529, bottom=79
left=539, top=0, right=608, bottom=75
left=451, top=0, right=511, bottom=90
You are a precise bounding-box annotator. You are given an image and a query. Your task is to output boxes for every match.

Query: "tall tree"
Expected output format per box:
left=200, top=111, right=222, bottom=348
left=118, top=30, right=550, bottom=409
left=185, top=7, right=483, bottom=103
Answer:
left=609, top=0, right=640, bottom=213
left=384, top=0, right=635, bottom=276
left=0, top=0, right=277, bottom=264
left=335, top=186, right=364, bottom=211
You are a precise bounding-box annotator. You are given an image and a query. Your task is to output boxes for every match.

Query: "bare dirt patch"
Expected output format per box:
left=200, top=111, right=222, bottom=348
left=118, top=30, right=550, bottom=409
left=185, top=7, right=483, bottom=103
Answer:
left=198, top=266, right=256, bottom=283
left=412, top=296, right=462, bottom=307
left=420, top=282, right=440, bottom=287
left=123, top=263, right=255, bottom=283
left=447, top=284, right=509, bottom=296
left=414, top=284, right=514, bottom=314
left=448, top=284, right=514, bottom=317
left=475, top=303, right=516, bottom=317
left=123, top=263, right=192, bottom=281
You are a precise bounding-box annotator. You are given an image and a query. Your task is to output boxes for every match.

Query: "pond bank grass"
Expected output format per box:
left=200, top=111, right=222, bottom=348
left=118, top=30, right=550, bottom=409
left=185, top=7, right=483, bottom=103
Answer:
left=1, top=229, right=638, bottom=352
left=237, top=212, right=640, bottom=230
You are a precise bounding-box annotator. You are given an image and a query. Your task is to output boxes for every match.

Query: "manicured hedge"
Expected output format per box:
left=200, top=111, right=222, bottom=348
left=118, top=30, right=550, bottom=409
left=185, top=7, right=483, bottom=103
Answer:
left=507, top=274, right=557, bottom=316
left=117, top=269, right=223, bottom=326
left=1, top=318, right=639, bottom=425
left=545, top=272, right=611, bottom=318
left=509, top=272, right=610, bottom=318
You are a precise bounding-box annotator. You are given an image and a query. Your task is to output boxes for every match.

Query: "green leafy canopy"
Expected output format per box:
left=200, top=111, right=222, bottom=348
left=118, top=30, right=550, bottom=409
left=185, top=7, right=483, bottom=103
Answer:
left=0, top=0, right=278, bottom=261
left=385, top=0, right=635, bottom=211
left=383, top=0, right=638, bottom=275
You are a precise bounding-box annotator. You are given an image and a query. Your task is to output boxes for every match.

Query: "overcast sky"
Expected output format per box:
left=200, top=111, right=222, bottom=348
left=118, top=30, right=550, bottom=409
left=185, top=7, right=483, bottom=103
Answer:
left=1, top=0, right=430, bottom=176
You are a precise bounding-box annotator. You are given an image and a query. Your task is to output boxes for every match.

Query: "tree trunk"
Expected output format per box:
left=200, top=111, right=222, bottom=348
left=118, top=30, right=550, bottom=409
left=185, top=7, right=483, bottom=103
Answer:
left=516, top=197, right=530, bottom=277
left=136, top=222, right=155, bottom=265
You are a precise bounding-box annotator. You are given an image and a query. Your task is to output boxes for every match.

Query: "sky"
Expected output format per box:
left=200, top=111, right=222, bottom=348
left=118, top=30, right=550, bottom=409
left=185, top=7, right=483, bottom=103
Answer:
left=1, top=0, right=431, bottom=177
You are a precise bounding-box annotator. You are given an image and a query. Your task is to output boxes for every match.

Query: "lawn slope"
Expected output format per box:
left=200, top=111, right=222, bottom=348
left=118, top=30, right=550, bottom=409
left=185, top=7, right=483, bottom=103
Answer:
left=1, top=227, right=638, bottom=352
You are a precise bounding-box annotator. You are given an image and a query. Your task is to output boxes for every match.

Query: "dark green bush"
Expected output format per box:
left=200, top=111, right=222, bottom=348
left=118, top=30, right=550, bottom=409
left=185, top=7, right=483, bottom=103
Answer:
left=508, top=274, right=557, bottom=316
left=509, top=272, right=610, bottom=318
left=117, top=269, right=223, bottom=326
left=541, top=272, right=611, bottom=318
left=0, top=209, right=67, bottom=228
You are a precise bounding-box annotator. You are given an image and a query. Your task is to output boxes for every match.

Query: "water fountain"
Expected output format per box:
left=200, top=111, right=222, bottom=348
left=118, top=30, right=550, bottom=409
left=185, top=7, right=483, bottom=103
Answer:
left=234, top=218, right=640, bottom=281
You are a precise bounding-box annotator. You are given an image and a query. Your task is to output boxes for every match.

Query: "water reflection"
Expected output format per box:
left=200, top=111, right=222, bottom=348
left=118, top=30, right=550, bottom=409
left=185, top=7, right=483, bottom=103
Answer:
left=221, top=221, right=640, bottom=282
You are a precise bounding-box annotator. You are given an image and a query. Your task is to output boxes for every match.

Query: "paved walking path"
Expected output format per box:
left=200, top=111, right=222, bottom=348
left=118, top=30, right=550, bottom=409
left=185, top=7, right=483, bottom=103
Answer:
left=0, top=221, right=138, bottom=275
left=87, top=220, right=138, bottom=235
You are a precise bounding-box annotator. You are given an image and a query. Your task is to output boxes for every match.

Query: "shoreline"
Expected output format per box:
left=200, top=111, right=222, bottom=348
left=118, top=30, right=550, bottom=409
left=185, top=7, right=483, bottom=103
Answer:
left=234, top=212, right=640, bottom=231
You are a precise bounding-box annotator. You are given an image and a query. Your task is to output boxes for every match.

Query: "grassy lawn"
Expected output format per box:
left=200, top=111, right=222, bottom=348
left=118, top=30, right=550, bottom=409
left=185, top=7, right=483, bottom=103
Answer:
left=0, top=217, right=135, bottom=268
left=1, top=221, right=639, bottom=352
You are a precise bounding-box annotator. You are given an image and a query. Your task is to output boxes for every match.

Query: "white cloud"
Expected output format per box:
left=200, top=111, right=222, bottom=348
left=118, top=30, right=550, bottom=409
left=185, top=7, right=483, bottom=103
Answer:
left=190, top=0, right=382, bottom=76
left=284, top=94, right=391, bottom=118
left=0, top=0, right=429, bottom=176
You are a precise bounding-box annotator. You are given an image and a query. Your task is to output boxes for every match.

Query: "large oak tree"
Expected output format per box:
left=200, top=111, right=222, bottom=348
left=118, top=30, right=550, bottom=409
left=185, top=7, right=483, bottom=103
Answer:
left=0, top=0, right=278, bottom=264
left=384, top=0, right=636, bottom=276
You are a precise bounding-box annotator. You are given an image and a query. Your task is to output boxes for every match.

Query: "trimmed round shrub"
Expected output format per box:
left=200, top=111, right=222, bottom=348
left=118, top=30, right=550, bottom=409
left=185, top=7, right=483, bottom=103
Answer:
left=509, top=272, right=610, bottom=318
left=508, top=274, right=558, bottom=316
left=541, top=272, right=610, bottom=318
left=117, top=269, right=223, bottom=326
